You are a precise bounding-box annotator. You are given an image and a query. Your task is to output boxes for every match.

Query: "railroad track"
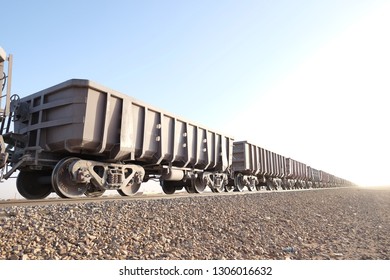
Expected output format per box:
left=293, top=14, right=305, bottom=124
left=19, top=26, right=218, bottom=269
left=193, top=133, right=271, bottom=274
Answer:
left=0, top=190, right=259, bottom=208
left=0, top=187, right=341, bottom=208
left=0, top=192, right=179, bottom=208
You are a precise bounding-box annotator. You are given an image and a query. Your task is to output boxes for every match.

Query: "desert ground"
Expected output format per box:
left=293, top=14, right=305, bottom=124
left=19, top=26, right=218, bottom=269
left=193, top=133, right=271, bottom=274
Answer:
left=0, top=186, right=389, bottom=260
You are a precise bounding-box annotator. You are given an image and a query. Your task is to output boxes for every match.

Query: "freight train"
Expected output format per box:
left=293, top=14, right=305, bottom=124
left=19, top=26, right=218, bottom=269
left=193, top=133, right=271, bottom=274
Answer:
left=0, top=47, right=354, bottom=199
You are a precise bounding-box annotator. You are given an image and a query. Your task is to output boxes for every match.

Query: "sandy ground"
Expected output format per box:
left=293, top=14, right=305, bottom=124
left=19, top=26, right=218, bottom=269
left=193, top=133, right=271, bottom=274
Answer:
left=0, top=186, right=389, bottom=260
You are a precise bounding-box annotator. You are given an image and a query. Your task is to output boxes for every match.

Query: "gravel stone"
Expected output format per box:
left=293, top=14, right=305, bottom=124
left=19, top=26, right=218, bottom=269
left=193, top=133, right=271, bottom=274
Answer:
left=0, top=187, right=389, bottom=260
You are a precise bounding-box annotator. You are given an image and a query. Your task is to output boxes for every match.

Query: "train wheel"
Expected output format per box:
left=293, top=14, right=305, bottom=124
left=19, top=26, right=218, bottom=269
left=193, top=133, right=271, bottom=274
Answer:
left=192, top=176, right=206, bottom=193
left=16, top=170, right=53, bottom=199
left=234, top=173, right=245, bottom=192
left=52, top=157, right=88, bottom=198
left=185, top=184, right=196, bottom=193
left=161, top=181, right=176, bottom=195
left=225, top=184, right=235, bottom=192
left=118, top=181, right=141, bottom=196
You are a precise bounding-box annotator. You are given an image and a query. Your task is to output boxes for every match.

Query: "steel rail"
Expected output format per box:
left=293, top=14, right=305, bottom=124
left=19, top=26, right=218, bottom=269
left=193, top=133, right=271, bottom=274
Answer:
left=0, top=187, right=346, bottom=208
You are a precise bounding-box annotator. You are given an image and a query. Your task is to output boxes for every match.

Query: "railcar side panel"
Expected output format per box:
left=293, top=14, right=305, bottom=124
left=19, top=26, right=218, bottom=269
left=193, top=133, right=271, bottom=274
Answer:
left=14, top=79, right=233, bottom=173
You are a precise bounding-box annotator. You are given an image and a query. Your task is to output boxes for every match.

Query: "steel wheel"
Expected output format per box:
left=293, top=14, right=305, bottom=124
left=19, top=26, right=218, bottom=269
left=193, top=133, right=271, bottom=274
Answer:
left=52, top=157, right=88, bottom=198
left=224, top=184, right=235, bottom=192
left=16, top=170, right=53, bottom=199
left=234, top=173, right=245, bottom=192
left=183, top=179, right=196, bottom=193
left=193, top=176, right=206, bottom=193
left=161, top=181, right=176, bottom=195
left=118, top=181, right=141, bottom=196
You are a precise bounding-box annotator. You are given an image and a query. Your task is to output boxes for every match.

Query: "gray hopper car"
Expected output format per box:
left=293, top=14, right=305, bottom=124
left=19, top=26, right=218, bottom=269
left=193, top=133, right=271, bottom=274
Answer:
left=2, top=79, right=235, bottom=199
left=232, top=141, right=286, bottom=191
left=0, top=48, right=355, bottom=199
left=230, top=141, right=348, bottom=191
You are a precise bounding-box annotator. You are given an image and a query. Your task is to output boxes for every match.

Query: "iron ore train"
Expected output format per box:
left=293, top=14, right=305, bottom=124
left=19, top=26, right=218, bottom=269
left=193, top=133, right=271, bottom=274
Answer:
left=0, top=48, right=353, bottom=199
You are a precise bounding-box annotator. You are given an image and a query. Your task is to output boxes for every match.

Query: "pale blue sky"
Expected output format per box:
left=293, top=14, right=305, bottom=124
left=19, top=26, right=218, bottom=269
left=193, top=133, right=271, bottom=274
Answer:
left=1, top=0, right=390, bottom=197
left=3, top=1, right=384, bottom=123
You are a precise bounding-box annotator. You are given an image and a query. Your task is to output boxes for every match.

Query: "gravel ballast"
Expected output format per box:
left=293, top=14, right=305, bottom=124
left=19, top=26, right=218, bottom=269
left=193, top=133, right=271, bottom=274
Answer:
left=0, top=187, right=389, bottom=260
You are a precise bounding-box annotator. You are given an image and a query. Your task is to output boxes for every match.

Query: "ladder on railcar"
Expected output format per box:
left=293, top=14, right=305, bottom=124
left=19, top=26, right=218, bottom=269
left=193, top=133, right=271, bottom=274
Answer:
left=0, top=47, right=13, bottom=175
left=0, top=47, right=12, bottom=134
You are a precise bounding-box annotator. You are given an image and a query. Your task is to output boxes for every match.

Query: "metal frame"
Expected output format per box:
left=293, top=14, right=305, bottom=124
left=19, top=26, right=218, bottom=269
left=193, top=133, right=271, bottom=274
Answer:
left=0, top=47, right=12, bottom=118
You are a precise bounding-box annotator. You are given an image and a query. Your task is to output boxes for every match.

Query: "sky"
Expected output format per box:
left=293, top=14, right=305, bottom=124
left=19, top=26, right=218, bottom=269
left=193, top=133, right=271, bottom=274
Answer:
left=1, top=0, right=390, bottom=198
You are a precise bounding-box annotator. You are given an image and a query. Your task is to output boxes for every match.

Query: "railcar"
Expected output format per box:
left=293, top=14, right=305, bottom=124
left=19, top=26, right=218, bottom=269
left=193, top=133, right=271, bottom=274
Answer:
left=1, top=79, right=234, bottom=199
left=232, top=140, right=285, bottom=191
